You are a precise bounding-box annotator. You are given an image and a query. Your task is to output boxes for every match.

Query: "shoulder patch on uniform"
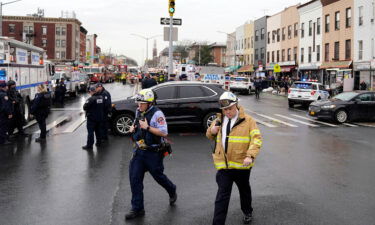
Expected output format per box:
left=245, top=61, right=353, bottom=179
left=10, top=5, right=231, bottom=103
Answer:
left=105, top=96, right=108, bottom=99
left=157, top=117, right=166, bottom=125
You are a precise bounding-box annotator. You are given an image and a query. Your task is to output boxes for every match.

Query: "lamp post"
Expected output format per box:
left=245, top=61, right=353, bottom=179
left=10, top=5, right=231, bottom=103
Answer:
left=0, top=0, right=22, bottom=37
left=217, top=31, right=237, bottom=68
left=131, top=33, right=161, bottom=70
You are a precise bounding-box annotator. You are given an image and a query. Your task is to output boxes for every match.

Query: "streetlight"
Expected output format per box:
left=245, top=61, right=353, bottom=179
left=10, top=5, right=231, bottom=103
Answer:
left=0, top=0, right=22, bottom=36
left=130, top=33, right=161, bottom=69
left=217, top=30, right=237, bottom=67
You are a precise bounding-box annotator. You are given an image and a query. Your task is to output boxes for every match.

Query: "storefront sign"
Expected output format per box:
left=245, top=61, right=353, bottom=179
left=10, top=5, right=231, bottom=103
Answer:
left=278, top=61, right=296, bottom=66
left=274, top=64, right=281, bottom=73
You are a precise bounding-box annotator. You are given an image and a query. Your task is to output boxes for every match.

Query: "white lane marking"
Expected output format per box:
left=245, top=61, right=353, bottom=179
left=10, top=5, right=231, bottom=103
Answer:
left=343, top=123, right=358, bottom=127
left=50, top=108, right=82, bottom=111
left=274, top=114, right=319, bottom=127
left=246, top=109, right=298, bottom=127
left=291, top=114, right=338, bottom=127
left=259, top=100, right=283, bottom=107
left=60, top=115, right=87, bottom=133
left=253, top=118, right=277, bottom=128
left=34, top=115, right=70, bottom=134
left=289, top=108, right=307, bottom=113
left=352, top=122, right=375, bottom=128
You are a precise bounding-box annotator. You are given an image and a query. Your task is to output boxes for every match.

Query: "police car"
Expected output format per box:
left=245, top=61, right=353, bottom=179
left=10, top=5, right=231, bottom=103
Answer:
left=229, top=76, right=254, bottom=95
left=288, top=81, right=330, bottom=108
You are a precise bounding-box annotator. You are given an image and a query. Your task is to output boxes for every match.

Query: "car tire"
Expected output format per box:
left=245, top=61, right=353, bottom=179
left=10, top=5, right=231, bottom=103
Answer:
left=335, top=109, right=348, bottom=123
left=288, top=100, right=294, bottom=108
left=112, top=113, right=134, bottom=136
left=203, top=112, right=218, bottom=130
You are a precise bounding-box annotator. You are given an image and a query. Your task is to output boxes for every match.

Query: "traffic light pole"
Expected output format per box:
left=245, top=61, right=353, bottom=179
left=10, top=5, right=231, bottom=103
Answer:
left=168, top=15, right=173, bottom=79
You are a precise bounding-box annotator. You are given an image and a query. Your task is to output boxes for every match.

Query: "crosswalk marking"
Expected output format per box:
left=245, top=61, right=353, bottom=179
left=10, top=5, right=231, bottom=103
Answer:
left=34, top=115, right=70, bottom=134
left=352, top=122, right=375, bottom=128
left=253, top=118, right=277, bottom=128
left=60, top=115, right=86, bottom=133
left=246, top=109, right=298, bottom=127
left=343, top=123, right=358, bottom=127
left=275, top=114, right=319, bottom=127
left=290, top=114, right=338, bottom=127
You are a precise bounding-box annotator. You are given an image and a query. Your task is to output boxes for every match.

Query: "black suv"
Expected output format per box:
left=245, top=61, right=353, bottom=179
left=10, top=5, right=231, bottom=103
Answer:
left=111, top=81, right=225, bottom=135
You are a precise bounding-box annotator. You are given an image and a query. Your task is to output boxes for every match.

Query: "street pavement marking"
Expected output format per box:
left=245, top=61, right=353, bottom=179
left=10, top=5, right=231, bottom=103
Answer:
left=34, top=115, right=70, bottom=134
left=253, top=118, right=278, bottom=128
left=60, top=115, right=87, bottom=133
left=246, top=109, right=298, bottom=127
left=290, top=114, right=338, bottom=127
left=50, top=108, right=82, bottom=111
left=352, top=122, right=375, bottom=128
left=289, top=108, right=307, bottom=113
left=274, top=114, right=319, bottom=127
left=343, top=123, right=358, bottom=127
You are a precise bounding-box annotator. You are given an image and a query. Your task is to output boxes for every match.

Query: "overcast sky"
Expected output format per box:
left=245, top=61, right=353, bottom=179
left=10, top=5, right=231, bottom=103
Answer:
left=5, top=0, right=307, bottom=65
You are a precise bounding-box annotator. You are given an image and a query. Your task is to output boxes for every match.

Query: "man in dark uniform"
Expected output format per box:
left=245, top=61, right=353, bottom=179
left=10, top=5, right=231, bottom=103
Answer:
left=0, top=82, right=13, bottom=145
left=125, top=89, right=177, bottom=220
left=56, top=78, right=67, bottom=105
left=82, top=86, right=104, bottom=150
left=254, top=78, right=262, bottom=100
left=7, top=80, right=25, bottom=136
left=142, top=74, right=158, bottom=89
left=96, top=83, right=111, bottom=142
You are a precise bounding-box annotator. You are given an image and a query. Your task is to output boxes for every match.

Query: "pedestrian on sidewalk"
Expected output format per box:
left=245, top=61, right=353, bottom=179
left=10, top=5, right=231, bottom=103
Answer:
left=125, top=89, right=177, bottom=220
left=82, top=87, right=104, bottom=150
left=7, top=80, right=26, bottom=137
left=0, top=82, right=13, bottom=145
left=30, top=84, right=51, bottom=143
left=206, top=92, right=263, bottom=225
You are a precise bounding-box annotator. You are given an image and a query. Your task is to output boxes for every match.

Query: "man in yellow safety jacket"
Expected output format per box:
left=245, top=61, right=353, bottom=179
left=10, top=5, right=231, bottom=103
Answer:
left=206, top=91, right=262, bottom=225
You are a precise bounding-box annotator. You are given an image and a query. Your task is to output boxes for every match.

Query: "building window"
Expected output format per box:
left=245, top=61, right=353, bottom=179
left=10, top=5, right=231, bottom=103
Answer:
left=282, top=27, right=286, bottom=41
left=267, top=52, right=270, bottom=63
left=325, top=43, right=330, bottom=61
left=56, top=27, right=61, bottom=35
left=61, top=51, right=66, bottom=59
left=255, top=49, right=259, bottom=60
left=42, top=39, right=47, bottom=47
left=42, top=26, right=47, bottom=35
left=277, top=50, right=280, bottom=62
left=255, top=30, right=259, bottom=41
left=358, top=40, right=363, bottom=60
left=261, top=28, right=265, bottom=40
left=251, top=37, right=254, bottom=48
left=287, top=48, right=291, bottom=61
left=261, top=48, right=265, bottom=60
left=272, top=51, right=275, bottom=62
left=56, top=40, right=60, bottom=47
left=335, top=11, right=340, bottom=30
left=301, top=23, right=305, bottom=38
left=277, top=29, right=280, bottom=42
left=334, top=41, right=340, bottom=60
left=301, top=48, right=304, bottom=63
left=317, top=18, right=321, bottom=35
left=346, top=8, right=351, bottom=28
left=288, top=25, right=292, bottom=39
left=294, top=23, right=298, bottom=37
left=61, top=40, right=66, bottom=47
left=62, top=27, right=66, bottom=35
left=272, top=31, right=276, bottom=43
left=8, top=24, right=15, bottom=33
left=56, top=51, right=60, bottom=59
left=282, top=49, right=285, bottom=62
left=267, top=32, right=270, bottom=44
left=325, top=14, right=330, bottom=32
left=294, top=47, right=297, bottom=61
left=345, top=39, right=351, bottom=60
left=308, top=47, right=312, bottom=63
left=309, top=21, right=313, bottom=36
left=317, top=45, right=321, bottom=61
left=359, top=6, right=363, bottom=26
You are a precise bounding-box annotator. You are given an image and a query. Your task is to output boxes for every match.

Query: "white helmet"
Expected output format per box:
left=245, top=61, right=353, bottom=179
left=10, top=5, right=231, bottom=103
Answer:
left=219, top=92, right=238, bottom=109
left=135, top=89, right=155, bottom=103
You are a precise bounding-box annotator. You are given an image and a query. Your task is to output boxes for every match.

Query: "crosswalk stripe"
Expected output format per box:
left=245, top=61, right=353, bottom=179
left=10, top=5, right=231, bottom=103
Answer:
left=246, top=109, right=298, bottom=127
left=343, top=123, right=358, bottom=127
left=275, top=114, right=319, bottom=127
left=352, top=122, right=375, bottom=128
left=34, top=115, right=70, bottom=134
left=253, top=118, right=277, bottom=128
left=60, top=115, right=86, bottom=133
left=290, top=114, right=338, bottom=127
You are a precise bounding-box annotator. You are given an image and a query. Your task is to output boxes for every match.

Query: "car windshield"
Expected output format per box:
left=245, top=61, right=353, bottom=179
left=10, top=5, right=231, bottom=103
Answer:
left=79, top=74, right=87, bottom=80
left=91, top=68, right=100, bottom=73
left=332, top=92, right=358, bottom=101
left=291, top=83, right=313, bottom=89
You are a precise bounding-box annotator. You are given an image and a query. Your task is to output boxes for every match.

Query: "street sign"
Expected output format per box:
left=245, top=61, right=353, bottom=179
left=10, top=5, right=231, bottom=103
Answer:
left=164, top=27, right=178, bottom=42
left=160, top=17, right=182, bottom=26
left=274, top=64, right=281, bottom=73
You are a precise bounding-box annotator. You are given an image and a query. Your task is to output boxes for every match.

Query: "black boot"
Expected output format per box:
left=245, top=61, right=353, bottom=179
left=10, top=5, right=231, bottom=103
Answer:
left=243, top=213, right=252, bottom=224
left=82, top=145, right=93, bottom=151
left=125, top=210, right=145, bottom=220
left=169, top=192, right=177, bottom=205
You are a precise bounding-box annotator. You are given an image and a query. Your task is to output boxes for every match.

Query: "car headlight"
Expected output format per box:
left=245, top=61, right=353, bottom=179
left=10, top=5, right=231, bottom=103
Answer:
left=321, top=105, right=336, bottom=109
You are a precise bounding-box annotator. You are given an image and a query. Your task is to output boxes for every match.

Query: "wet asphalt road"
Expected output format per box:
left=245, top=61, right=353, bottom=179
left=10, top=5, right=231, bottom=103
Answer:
left=0, top=83, right=375, bottom=225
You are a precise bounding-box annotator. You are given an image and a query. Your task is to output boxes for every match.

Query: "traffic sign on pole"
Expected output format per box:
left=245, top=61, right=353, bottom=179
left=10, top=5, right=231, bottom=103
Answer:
left=160, top=17, right=182, bottom=26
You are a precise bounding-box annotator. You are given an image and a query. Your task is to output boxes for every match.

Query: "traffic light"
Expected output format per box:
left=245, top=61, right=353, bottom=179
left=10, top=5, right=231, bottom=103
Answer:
left=169, top=0, right=175, bottom=16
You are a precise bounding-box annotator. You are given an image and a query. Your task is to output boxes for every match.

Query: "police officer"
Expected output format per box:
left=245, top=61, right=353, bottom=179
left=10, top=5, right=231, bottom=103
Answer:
left=254, top=77, right=262, bottom=100
left=141, top=73, right=157, bottom=89
left=0, top=82, right=12, bottom=145
left=96, top=83, right=111, bottom=142
left=207, top=92, right=263, bottom=225
left=30, top=84, right=51, bottom=143
left=82, top=86, right=104, bottom=150
left=7, top=80, right=25, bottom=136
left=56, top=78, right=67, bottom=105
left=125, top=89, right=177, bottom=220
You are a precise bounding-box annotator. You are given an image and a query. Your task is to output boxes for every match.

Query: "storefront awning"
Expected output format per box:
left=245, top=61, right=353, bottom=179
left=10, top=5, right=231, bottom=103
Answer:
left=281, top=66, right=295, bottom=72
left=225, top=65, right=241, bottom=73
left=320, top=61, right=352, bottom=69
left=237, top=65, right=254, bottom=73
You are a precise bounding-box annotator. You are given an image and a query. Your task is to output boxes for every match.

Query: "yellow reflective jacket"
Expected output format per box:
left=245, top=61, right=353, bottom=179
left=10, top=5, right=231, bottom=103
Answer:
left=206, top=106, right=262, bottom=170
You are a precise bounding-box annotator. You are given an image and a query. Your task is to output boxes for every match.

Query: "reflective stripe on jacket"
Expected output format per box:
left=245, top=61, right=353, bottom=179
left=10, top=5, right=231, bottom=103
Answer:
left=206, top=106, right=262, bottom=170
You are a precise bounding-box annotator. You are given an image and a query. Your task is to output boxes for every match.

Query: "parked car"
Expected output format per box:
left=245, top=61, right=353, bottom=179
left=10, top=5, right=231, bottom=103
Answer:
left=78, top=73, right=90, bottom=92
left=110, top=82, right=225, bottom=135
left=308, top=91, right=375, bottom=123
left=288, top=81, right=330, bottom=108
left=229, top=76, right=254, bottom=95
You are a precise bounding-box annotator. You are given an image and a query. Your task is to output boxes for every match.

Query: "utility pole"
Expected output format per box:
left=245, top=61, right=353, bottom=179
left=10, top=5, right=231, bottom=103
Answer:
left=168, top=0, right=175, bottom=78
left=131, top=34, right=161, bottom=71
left=0, top=0, right=22, bottom=36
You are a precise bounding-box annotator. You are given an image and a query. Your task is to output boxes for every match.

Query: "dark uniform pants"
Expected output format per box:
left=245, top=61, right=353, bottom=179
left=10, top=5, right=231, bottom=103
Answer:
left=101, top=113, right=109, bottom=140
left=36, top=115, right=47, bottom=139
left=86, top=119, right=101, bottom=147
left=213, top=169, right=253, bottom=225
left=0, top=116, right=9, bottom=143
left=129, top=149, right=176, bottom=211
left=9, top=110, right=24, bottom=135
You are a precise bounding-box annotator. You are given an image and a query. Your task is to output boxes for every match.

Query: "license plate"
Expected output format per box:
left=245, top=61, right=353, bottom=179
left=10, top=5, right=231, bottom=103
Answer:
left=310, top=111, right=315, bottom=116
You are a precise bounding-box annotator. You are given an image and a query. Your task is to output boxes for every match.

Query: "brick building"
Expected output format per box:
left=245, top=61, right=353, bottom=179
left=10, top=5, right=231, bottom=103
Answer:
left=79, top=26, right=88, bottom=64
left=209, top=42, right=226, bottom=67
left=2, top=15, right=82, bottom=63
